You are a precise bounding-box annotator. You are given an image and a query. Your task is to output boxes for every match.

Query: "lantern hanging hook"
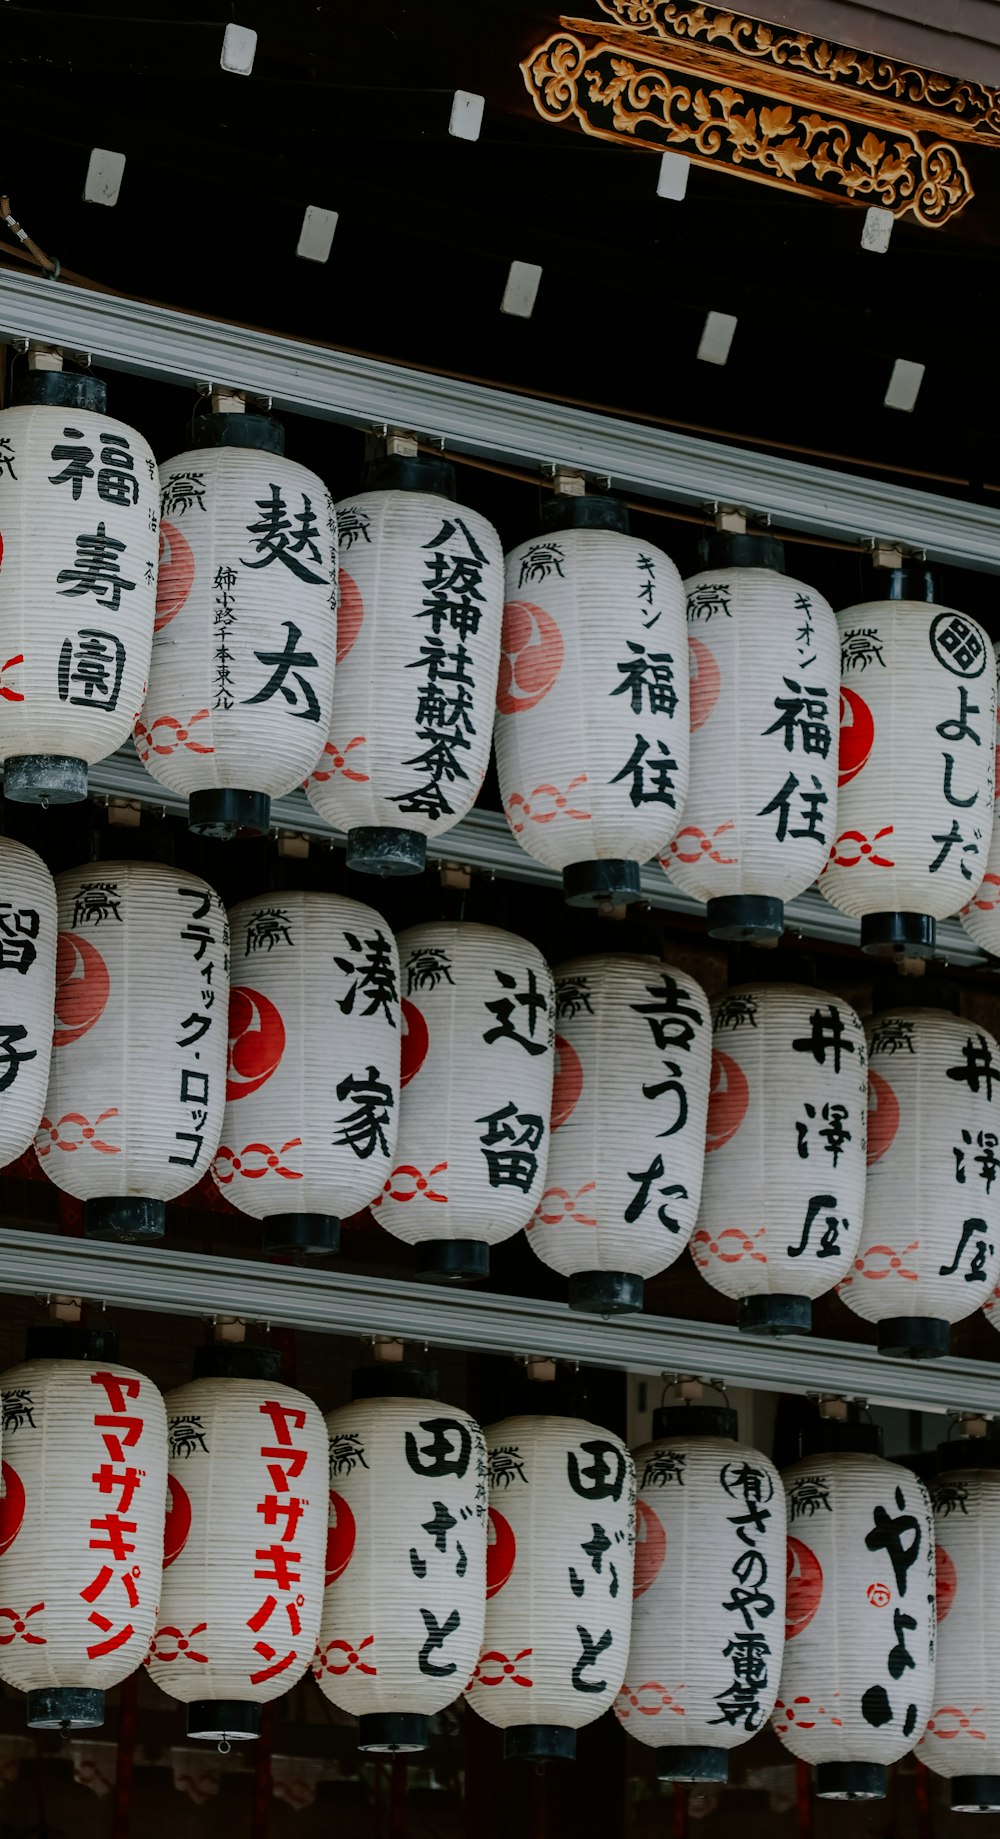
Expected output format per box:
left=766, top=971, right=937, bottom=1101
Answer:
left=658, top=1374, right=730, bottom=1410
left=217, top=1738, right=231, bottom=1756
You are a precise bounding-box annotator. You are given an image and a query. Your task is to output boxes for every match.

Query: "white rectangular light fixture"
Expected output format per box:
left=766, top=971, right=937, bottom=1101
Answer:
left=221, top=22, right=257, bottom=75
left=449, top=91, right=485, bottom=141
left=656, top=151, right=690, bottom=200
left=501, top=260, right=542, bottom=319
left=296, top=206, right=339, bottom=265
left=83, top=149, right=126, bottom=208
left=861, top=206, right=895, bottom=253
left=884, top=357, right=925, bottom=412
left=697, top=310, right=737, bottom=366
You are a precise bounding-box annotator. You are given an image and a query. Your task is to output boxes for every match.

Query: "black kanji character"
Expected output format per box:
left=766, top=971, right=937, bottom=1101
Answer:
left=483, top=967, right=548, bottom=1056
left=333, top=1066, right=395, bottom=1160
left=245, top=621, right=321, bottom=722
left=242, top=486, right=328, bottom=584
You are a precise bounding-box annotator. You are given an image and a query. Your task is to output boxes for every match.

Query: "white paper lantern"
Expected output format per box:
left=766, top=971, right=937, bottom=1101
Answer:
left=494, top=498, right=688, bottom=907
left=313, top=1368, right=487, bottom=1753
left=466, top=1411, right=635, bottom=1762
left=838, top=1004, right=1000, bottom=1358
left=40, top=858, right=229, bottom=1242
left=528, top=954, right=710, bottom=1314
left=146, top=1346, right=326, bottom=1743
left=0, top=1326, right=167, bottom=1729
left=213, top=890, right=400, bottom=1255
left=304, top=456, right=503, bottom=876
left=691, top=983, right=868, bottom=1336
left=917, top=1438, right=1000, bottom=1811
left=136, top=413, right=337, bottom=839
left=375, top=922, right=554, bottom=1283
left=960, top=643, right=1000, bottom=958
left=0, top=370, right=158, bottom=805
left=660, top=534, right=839, bottom=943
left=820, top=574, right=995, bottom=958
left=618, top=1402, right=785, bottom=1782
left=0, top=836, right=57, bottom=1168
left=775, top=1425, right=936, bottom=1801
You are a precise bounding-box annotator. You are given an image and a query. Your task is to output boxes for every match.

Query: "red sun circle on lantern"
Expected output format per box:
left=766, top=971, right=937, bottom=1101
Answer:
left=155, top=520, right=196, bottom=632
left=936, top=1543, right=957, bottom=1622
left=689, top=636, right=722, bottom=732
left=839, top=686, right=875, bottom=787
left=401, top=999, right=429, bottom=1088
left=337, top=568, right=364, bottom=664
left=867, top=1070, right=900, bottom=1167
left=496, top=600, right=564, bottom=714
left=633, top=1499, right=667, bottom=1598
left=705, top=1049, right=750, bottom=1152
left=54, top=932, right=110, bottom=1048
left=226, top=988, right=286, bottom=1101
left=552, top=1033, right=584, bottom=1130
left=786, top=1535, right=823, bottom=1640
left=326, top=1491, right=357, bottom=1586
left=0, top=1462, right=26, bottom=1558
left=163, top=1475, right=192, bottom=1569
left=487, top=1507, right=516, bottom=1598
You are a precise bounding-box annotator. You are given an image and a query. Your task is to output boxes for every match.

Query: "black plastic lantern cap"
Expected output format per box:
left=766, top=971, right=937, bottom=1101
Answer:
left=936, top=1434, right=1000, bottom=1474
left=698, top=529, right=786, bottom=573
left=568, top=1270, right=644, bottom=1315
left=738, top=1294, right=812, bottom=1336
left=3, top=755, right=87, bottom=806
left=816, top=1762, right=886, bottom=1802
left=188, top=788, right=270, bottom=840
left=262, top=1213, right=340, bottom=1257
left=25, top=1324, right=119, bottom=1363
left=657, top=1746, right=729, bottom=1785
left=879, top=1315, right=950, bottom=1360
left=416, top=1239, right=490, bottom=1284
left=707, top=894, right=784, bottom=943
left=362, top=453, right=457, bottom=498
left=187, top=1700, right=261, bottom=1742
left=12, top=371, right=107, bottom=414
left=351, top=1363, right=439, bottom=1401
left=541, top=493, right=629, bottom=536
left=347, top=825, right=426, bottom=877
left=27, top=1687, right=104, bottom=1730
left=504, top=1724, right=576, bottom=1763
left=193, top=1343, right=283, bottom=1382
left=563, top=858, right=642, bottom=908
left=861, top=912, right=936, bottom=959
left=952, top=1776, right=1000, bottom=1813
left=800, top=1415, right=884, bottom=1459
left=357, top=1713, right=428, bottom=1754
left=882, top=564, right=938, bottom=605
left=84, top=1196, right=165, bottom=1244
left=192, top=412, right=285, bottom=456
left=652, top=1404, right=738, bottom=1441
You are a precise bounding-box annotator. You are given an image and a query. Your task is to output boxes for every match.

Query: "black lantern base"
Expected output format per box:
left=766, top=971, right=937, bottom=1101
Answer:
left=187, top=1700, right=261, bottom=1742
left=4, top=754, right=87, bottom=805
left=193, top=1343, right=283, bottom=1382
left=860, top=912, right=936, bottom=959
left=27, top=1687, right=104, bottom=1730
left=188, top=788, right=270, bottom=839
left=878, top=1315, right=950, bottom=1360
left=13, top=371, right=107, bottom=414
left=653, top=1403, right=738, bottom=1440
left=816, top=1762, right=886, bottom=1802
left=84, top=1196, right=165, bottom=1244
left=262, top=1213, right=340, bottom=1257
left=706, top=895, right=784, bottom=943
left=347, top=826, right=426, bottom=876
left=657, top=1746, right=729, bottom=1785
left=26, top=1324, right=119, bottom=1362
left=357, top=1713, right=428, bottom=1754
left=568, top=1270, right=644, bottom=1315
left=952, top=1776, right=1000, bottom=1813
left=563, top=858, right=642, bottom=908
left=416, top=1239, right=490, bottom=1284
left=738, top=1294, right=812, bottom=1336
left=504, top=1725, right=576, bottom=1763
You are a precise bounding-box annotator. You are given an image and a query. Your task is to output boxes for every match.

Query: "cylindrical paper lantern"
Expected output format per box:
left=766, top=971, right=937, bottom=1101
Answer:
left=304, top=455, right=503, bottom=876
left=618, top=1400, right=785, bottom=1782
left=528, top=954, right=710, bottom=1314
left=775, top=1419, right=935, bottom=1801
left=213, top=890, right=400, bottom=1256
left=147, top=1344, right=326, bottom=1742
left=0, top=1324, right=167, bottom=1729
left=376, top=922, right=553, bottom=1283
left=821, top=569, right=995, bottom=959
left=918, top=1435, right=1000, bottom=1811
left=494, top=495, right=688, bottom=908
left=0, top=368, right=158, bottom=805
left=313, top=1366, right=487, bottom=1752
left=661, top=532, right=838, bottom=943
left=960, top=642, right=1000, bottom=957
left=0, top=836, right=57, bottom=1167
left=41, top=858, right=229, bottom=1243
left=838, top=1002, right=1000, bottom=1358
left=466, top=1411, right=635, bottom=1762
left=692, top=982, right=868, bottom=1336
left=136, top=413, right=337, bottom=839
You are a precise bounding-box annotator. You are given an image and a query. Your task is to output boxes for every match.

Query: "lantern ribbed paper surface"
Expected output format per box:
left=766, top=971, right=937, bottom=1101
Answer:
left=137, top=416, right=338, bottom=839
left=528, top=954, right=710, bottom=1315
left=838, top=1006, right=1000, bottom=1359
left=0, top=373, right=158, bottom=806
left=213, top=890, right=401, bottom=1256
left=919, top=1448, right=1000, bottom=1812
left=304, top=459, right=503, bottom=877
left=692, top=983, right=868, bottom=1337
left=660, top=538, right=839, bottom=943
left=0, top=837, right=57, bottom=1168
left=147, top=1365, right=326, bottom=1742
left=376, top=923, right=554, bottom=1284
left=960, top=643, right=1000, bottom=957
left=775, top=1445, right=935, bottom=1801
left=0, top=1349, right=167, bottom=1729
left=821, top=585, right=995, bottom=959
left=465, top=1413, right=635, bottom=1762
left=494, top=499, right=688, bottom=908
left=618, top=1406, right=785, bottom=1782
left=313, top=1383, right=487, bottom=1752
left=41, top=859, right=229, bottom=1244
